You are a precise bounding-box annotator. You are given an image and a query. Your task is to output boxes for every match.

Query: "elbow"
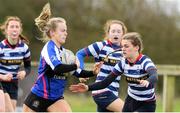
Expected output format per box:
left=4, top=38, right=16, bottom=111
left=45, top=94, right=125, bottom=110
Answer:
left=155, top=75, right=158, bottom=83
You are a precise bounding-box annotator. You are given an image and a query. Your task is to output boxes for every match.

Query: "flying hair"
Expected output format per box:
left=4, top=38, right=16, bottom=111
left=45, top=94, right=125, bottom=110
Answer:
left=34, top=3, right=66, bottom=42
left=35, top=3, right=51, bottom=32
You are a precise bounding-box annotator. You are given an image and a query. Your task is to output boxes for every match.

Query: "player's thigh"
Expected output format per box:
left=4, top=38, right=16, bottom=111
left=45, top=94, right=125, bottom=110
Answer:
left=47, top=99, right=72, bottom=112
left=0, top=90, right=5, bottom=112
left=107, top=98, right=124, bottom=112
left=11, top=99, right=17, bottom=111
left=23, top=104, right=36, bottom=112
left=4, top=93, right=14, bottom=112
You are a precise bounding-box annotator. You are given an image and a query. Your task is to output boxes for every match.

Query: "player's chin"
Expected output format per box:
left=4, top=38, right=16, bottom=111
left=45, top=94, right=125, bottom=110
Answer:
left=122, top=52, right=126, bottom=56
left=60, top=40, right=66, bottom=44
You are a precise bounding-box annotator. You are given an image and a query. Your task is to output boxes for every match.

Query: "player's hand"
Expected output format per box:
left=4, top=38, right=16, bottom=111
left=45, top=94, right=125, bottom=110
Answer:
left=79, top=78, right=89, bottom=83
left=93, top=62, right=103, bottom=75
left=17, top=70, right=26, bottom=80
left=69, top=83, right=88, bottom=93
left=1, top=73, right=13, bottom=81
left=139, top=80, right=149, bottom=87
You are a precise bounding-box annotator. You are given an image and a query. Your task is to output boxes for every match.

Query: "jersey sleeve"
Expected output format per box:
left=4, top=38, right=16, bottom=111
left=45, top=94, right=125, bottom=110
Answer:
left=42, top=43, right=62, bottom=70
left=76, top=41, right=104, bottom=69
left=143, top=57, right=158, bottom=84
left=23, top=43, right=31, bottom=59
left=143, top=58, right=157, bottom=72
left=22, top=43, right=31, bottom=76
left=112, top=60, right=124, bottom=75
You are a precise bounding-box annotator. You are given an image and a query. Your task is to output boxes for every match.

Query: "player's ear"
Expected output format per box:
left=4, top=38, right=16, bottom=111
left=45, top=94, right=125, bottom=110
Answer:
left=50, top=30, right=54, bottom=36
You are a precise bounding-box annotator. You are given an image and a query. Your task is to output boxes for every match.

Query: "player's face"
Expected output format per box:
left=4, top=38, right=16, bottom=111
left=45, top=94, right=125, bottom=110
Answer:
left=53, top=22, right=67, bottom=45
left=121, top=39, right=139, bottom=59
left=5, top=20, right=22, bottom=40
left=108, top=24, right=123, bottom=45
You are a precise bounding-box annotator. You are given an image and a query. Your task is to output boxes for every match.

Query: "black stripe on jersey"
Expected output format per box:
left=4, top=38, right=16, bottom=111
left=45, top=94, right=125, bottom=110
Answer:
left=129, top=85, right=153, bottom=91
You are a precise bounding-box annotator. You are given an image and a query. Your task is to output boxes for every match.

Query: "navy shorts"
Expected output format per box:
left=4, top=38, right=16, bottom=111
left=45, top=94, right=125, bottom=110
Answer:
left=122, top=95, right=156, bottom=112
left=92, top=91, right=118, bottom=112
left=24, top=92, right=64, bottom=112
left=1, top=81, right=18, bottom=100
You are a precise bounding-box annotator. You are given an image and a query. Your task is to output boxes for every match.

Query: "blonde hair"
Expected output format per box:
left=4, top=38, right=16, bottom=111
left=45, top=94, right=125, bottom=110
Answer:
left=0, top=16, right=29, bottom=44
left=122, top=32, right=143, bottom=53
left=104, top=20, right=127, bottom=40
left=35, top=3, right=66, bottom=42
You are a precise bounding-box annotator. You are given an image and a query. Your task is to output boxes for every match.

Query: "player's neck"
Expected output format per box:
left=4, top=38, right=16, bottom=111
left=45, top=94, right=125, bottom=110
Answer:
left=7, top=36, right=18, bottom=45
left=51, top=39, right=62, bottom=48
left=127, top=53, right=141, bottom=63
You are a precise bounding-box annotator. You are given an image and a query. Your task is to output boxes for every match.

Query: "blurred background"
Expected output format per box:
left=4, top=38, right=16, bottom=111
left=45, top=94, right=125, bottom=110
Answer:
left=0, top=0, right=180, bottom=112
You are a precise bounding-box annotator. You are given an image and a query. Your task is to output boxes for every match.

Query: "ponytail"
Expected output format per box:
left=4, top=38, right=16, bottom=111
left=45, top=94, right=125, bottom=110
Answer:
left=34, top=3, right=51, bottom=42
left=19, top=34, right=29, bottom=45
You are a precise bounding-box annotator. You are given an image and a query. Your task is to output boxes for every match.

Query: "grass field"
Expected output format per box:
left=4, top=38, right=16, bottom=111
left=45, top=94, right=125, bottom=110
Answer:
left=65, top=93, right=180, bottom=112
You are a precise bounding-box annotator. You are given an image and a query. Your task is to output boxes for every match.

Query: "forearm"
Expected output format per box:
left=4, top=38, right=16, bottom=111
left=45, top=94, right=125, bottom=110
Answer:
left=24, top=66, right=31, bottom=76
left=78, top=70, right=95, bottom=78
left=23, top=57, right=31, bottom=76
left=147, top=69, right=158, bottom=85
left=76, top=49, right=87, bottom=69
left=54, top=64, right=77, bottom=75
left=73, top=69, right=95, bottom=78
left=88, top=72, right=118, bottom=91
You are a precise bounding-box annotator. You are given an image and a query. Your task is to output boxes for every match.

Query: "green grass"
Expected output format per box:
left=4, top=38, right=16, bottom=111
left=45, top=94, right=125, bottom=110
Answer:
left=65, top=93, right=96, bottom=112
left=65, top=93, right=180, bottom=112
left=156, top=95, right=180, bottom=112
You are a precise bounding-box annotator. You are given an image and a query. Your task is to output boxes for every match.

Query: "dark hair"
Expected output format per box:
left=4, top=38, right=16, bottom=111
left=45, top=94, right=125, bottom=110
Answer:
left=122, top=32, right=143, bottom=53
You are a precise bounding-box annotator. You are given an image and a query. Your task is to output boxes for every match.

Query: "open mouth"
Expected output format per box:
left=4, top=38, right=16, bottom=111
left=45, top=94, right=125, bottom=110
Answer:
left=123, top=52, right=126, bottom=55
left=12, top=32, right=18, bottom=37
left=114, top=37, right=118, bottom=40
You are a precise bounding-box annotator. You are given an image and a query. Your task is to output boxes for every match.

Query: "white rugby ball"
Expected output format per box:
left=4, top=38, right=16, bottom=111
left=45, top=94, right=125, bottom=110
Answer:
left=62, top=49, right=76, bottom=64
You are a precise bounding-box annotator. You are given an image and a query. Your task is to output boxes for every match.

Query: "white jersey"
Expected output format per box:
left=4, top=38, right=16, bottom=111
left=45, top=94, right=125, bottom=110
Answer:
left=113, top=54, right=157, bottom=101
left=0, top=39, right=30, bottom=78
left=77, top=40, right=123, bottom=96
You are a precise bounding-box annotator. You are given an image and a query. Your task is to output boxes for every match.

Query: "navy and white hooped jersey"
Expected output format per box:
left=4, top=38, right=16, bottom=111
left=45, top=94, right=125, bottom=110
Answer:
left=112, top=54, right=157, bottom=101
left=31, top=40, right=67, bottom=100
left=77, top=40, right=123, bottom=96
left=0, top=39, right=30, bottom=79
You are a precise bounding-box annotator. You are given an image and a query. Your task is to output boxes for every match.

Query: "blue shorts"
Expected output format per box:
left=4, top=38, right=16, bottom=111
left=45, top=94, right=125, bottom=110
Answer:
left=92, top=91, right=118, bottom=112
left=1, top=81, right=18, bottom=100
left=122, top=95, right=156, bottom=112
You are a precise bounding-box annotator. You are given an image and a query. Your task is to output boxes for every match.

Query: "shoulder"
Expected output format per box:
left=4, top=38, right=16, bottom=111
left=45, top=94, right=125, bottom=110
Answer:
left=96, top=40, right=107, bottom=45
left=140, top=54, right=154, bottom=63
left=0, top=39, right=7, bottom=48
left=90, top=40, right=107, bottom=49
left=19, top=41, right=29, bottom=49
left=41, top=40, right=57, bottom=54
left=141, top=54, right=156, bottom=68
left=44, top=41, right=56, bottom=50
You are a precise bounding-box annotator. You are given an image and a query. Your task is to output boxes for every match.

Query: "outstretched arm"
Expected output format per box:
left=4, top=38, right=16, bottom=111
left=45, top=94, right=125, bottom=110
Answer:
left=70, top=72, right=119, bottom=92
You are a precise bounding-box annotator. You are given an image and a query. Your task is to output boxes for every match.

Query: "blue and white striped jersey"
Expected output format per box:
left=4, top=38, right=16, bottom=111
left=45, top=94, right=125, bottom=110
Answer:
left=0, top=39, right=31, bottom=79
left=76, top=40, right=123, bottom=96
left=112, top=54, right=157, bottom=101
left=31, top=40, right=67, bottom=100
